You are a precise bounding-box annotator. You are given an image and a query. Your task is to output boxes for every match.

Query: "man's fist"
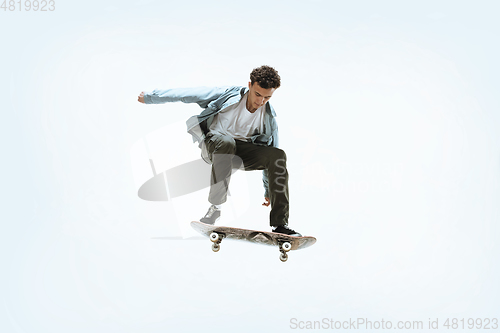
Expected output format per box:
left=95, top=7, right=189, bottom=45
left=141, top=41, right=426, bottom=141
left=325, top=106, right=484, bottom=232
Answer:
left=138, top=91, right=145, bottom=103
left=262, top=197, right=270, bottom=207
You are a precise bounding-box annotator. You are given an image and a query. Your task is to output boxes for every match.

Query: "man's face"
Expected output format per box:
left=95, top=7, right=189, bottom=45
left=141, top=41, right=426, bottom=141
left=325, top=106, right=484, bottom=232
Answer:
left=246, top=82, right=277, bottom=112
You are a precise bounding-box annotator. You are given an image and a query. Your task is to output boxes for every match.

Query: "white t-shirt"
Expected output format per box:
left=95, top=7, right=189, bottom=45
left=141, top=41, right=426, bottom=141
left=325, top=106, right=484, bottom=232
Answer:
left=209, top=93, right=265, bottom=141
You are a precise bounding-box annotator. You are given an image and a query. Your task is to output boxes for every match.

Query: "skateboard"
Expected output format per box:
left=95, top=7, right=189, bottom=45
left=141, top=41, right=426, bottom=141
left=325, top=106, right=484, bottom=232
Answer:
left=190, top=221, right=316, bottom=262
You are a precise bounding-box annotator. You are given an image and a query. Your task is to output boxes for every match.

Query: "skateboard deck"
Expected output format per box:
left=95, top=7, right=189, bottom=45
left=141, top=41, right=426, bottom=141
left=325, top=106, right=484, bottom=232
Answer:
left=190, top=221, right=316, bottom=262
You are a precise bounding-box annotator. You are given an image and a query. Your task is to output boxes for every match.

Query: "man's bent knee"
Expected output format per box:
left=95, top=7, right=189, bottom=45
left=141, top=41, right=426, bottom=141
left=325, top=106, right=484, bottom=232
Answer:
left=270, top=147, right=287, bottom=162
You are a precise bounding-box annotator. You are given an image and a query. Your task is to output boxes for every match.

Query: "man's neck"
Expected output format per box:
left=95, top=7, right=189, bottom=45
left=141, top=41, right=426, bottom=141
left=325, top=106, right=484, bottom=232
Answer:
left=245, top=96, right=257, bottom=113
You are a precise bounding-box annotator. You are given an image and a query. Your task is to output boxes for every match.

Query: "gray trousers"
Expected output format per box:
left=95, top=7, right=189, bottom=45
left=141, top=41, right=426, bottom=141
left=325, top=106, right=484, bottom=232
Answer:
left=205, top=132, right=289, bottom=227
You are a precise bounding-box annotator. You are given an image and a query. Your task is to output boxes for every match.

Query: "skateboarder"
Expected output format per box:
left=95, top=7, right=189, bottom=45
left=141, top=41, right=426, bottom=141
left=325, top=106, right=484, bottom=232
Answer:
left=138, top=65, right=301, bottom=236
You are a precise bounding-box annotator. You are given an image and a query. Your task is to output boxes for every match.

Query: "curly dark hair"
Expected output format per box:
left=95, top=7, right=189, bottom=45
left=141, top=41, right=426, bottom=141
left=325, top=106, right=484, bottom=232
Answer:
left=250, top=65, right=281, bottom=89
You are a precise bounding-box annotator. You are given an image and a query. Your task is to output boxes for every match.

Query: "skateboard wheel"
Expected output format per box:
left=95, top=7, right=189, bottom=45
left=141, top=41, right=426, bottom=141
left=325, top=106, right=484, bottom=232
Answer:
left=279, top=252, right=288, bottom=262
left=212, top=243, right=220, bottom=252
left=210, top=232, right=219, bottom=242
left=282, top=242, right=292, bottom=252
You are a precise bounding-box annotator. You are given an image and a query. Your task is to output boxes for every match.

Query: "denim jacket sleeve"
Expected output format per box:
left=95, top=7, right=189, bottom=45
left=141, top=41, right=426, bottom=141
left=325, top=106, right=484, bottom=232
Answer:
left=263, top=170, right=270, bottom=198
left=144, top=86, right=229, bottom=109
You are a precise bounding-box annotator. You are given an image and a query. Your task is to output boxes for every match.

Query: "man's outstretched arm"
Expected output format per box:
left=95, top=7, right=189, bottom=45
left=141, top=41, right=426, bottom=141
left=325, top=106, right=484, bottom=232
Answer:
left=137, top=86, right=229, bottom=108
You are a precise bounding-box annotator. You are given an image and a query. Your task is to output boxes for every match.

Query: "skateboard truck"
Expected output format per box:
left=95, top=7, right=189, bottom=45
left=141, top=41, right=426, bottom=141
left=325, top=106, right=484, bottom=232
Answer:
left=209, top=232, right=225, bottom=252
left=278, top=241, right=292, bottom=262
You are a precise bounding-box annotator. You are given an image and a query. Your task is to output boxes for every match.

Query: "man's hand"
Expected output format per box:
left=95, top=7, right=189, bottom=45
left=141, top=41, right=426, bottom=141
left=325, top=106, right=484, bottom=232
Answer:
left=262, top=197, right=270, bottom=207
left=138, top=91, right=146, bottom=103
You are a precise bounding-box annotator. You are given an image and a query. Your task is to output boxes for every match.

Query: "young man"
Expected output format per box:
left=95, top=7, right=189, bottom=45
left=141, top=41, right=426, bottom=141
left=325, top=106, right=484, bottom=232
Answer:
left=138, top=65, right=301, bottom=236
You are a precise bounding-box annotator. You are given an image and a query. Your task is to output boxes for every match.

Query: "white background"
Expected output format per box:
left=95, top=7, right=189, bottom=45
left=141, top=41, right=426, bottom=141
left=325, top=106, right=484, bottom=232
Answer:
left=1, top=0, right=499, bottom=332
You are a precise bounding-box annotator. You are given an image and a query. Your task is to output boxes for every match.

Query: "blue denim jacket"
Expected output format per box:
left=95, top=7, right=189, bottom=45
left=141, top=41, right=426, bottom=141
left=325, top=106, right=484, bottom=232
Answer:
left=144, top=86, right=279, bottom=197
